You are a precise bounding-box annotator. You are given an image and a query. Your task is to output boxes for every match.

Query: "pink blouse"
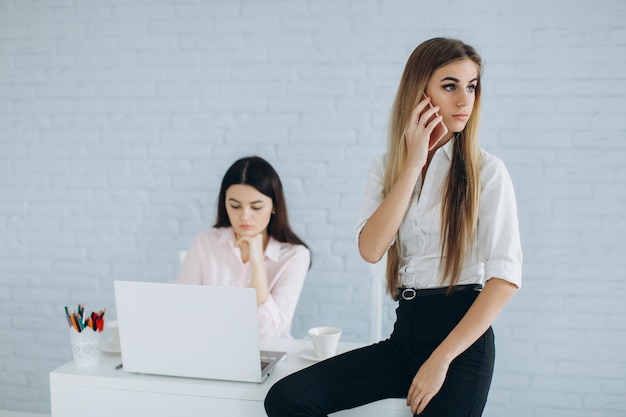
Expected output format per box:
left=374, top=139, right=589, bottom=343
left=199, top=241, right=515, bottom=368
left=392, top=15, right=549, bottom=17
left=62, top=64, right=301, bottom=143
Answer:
left=175, top=227, right=310, bottom=341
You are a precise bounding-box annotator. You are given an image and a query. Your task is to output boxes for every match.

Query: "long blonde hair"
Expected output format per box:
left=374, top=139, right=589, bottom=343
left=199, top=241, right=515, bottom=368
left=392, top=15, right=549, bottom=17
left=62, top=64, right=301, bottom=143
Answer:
left=383, top=38, right=483, bottom=296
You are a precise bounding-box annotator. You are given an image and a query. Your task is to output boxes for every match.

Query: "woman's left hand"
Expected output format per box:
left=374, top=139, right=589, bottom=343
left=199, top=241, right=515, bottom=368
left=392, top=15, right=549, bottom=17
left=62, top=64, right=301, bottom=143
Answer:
left=406, top=356, right=449, bottom=415
left=235, top=233, right=265, bottom=264
left=235, top=233, right=270, bottom=305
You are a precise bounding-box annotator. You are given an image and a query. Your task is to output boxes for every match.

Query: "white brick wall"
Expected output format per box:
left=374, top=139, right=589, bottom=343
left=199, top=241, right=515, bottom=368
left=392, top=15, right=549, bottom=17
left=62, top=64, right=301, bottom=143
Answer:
left=1, top=0, right=625, bottom=415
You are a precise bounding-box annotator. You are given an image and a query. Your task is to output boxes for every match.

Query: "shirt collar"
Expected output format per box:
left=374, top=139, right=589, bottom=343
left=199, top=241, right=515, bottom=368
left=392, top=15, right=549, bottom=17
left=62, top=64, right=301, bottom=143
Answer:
left=440, top=136, right=455, bottom=161
left=264, top=237, right=281, bottom=262
left=216, top=227, right=236, bottom=246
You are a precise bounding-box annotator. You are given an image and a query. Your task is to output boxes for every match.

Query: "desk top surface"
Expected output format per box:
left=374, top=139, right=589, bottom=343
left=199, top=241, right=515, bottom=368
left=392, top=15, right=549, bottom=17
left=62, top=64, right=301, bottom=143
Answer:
left=50, top=339, right=365, bottom=401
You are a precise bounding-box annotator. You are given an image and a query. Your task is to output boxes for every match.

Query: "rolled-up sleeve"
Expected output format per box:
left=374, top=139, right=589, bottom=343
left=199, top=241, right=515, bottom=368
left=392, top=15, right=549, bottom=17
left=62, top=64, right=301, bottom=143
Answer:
left=478, top=155, right=523, bottom=288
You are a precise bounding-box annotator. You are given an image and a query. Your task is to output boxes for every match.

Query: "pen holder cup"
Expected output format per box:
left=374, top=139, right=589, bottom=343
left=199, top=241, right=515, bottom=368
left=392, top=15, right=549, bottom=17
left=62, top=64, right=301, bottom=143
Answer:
left=69, top=327, right=102, bottom=367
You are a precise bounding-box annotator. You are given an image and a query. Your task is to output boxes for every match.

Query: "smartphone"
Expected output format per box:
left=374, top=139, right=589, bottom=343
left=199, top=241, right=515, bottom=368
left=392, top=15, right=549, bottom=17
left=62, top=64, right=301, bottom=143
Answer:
left=423, top=94, right=448, bottom=149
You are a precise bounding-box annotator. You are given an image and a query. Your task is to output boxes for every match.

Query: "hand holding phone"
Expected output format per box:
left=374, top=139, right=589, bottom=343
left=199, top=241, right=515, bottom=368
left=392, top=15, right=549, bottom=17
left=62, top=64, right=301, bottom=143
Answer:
left=422, top=94, right=448, bottom=149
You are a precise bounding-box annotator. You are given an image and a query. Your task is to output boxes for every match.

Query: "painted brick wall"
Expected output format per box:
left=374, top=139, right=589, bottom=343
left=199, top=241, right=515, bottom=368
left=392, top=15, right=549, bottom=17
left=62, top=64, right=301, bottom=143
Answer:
left=0, top=0, right=625, bottom=415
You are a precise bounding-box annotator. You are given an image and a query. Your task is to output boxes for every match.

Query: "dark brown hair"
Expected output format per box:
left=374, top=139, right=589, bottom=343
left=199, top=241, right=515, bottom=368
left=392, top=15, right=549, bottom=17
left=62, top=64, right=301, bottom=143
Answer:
left=215, top=156, right=310, bottom=256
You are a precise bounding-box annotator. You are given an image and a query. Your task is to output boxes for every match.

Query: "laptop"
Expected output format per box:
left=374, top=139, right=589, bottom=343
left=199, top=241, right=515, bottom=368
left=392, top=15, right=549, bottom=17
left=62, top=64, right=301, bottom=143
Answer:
left=113, top=280, right=286, bottom=383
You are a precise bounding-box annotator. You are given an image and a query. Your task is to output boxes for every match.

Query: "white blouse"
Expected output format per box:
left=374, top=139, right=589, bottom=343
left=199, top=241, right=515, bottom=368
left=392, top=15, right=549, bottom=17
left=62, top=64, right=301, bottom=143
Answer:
left=357, top=139, right=523, bottom=289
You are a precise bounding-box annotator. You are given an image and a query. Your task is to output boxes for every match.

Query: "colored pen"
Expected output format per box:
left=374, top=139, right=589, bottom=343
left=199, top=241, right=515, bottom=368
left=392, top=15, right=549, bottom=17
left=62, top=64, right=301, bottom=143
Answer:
left=64, top=305, right=106, bottom=333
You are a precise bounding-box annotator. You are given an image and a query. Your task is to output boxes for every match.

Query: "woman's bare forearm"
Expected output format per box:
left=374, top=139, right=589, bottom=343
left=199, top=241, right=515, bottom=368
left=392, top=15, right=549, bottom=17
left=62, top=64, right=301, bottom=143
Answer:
left=431, top=278, right=518, bottom=365
left=359, top=165, right=421, bottom=263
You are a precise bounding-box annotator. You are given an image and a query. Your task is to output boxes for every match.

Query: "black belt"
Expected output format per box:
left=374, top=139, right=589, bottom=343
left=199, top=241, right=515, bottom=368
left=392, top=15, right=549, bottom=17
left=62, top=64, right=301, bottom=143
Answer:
left=395, top=284, right=482, bottom=301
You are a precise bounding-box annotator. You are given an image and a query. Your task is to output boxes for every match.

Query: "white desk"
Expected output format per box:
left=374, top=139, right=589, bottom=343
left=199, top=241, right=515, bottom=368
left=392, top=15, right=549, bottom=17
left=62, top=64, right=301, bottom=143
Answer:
left=50, top=340, right=410, bottom=417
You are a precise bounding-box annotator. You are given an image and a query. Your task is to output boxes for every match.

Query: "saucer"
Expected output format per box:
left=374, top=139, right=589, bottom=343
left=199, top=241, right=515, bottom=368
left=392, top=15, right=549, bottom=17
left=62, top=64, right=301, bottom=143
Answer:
left=299, top=348, right=321, bottom=362
left=98, top=340, right=121, bottom=353
left=299, top=349, right=338, bottom=362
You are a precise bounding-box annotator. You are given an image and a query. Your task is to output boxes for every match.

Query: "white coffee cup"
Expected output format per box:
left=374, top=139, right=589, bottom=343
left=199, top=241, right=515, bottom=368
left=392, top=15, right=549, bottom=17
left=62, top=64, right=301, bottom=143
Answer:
left=106, top=320, right=120, bottom=351
left=304, top=326, right=342, bottom=360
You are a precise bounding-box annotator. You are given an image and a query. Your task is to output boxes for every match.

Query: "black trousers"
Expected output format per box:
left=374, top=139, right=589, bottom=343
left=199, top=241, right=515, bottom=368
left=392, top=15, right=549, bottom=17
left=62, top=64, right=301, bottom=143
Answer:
left=265, top=289, right=495, bottom=417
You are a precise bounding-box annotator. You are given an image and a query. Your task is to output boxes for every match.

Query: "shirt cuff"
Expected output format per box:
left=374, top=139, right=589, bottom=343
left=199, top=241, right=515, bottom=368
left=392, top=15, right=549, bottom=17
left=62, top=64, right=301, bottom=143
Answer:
left=257, top=296, right=286, bottom=336
left=484, top=260, right=522, bottom=289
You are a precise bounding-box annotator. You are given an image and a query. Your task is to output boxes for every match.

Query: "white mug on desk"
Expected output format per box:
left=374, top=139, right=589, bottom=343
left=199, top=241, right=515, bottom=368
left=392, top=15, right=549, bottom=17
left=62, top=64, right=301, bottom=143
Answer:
left=304, top=326, right=342, bottom=360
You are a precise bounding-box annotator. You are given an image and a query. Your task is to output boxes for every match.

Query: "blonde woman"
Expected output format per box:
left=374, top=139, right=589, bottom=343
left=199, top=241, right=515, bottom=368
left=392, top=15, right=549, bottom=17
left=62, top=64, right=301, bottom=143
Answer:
left=265, top=38, right=522, bottom=417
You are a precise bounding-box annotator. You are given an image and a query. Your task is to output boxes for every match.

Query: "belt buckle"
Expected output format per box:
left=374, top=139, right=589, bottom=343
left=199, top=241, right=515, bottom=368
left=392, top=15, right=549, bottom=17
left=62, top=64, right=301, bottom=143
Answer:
left=401, top=288, right=416, bottom=301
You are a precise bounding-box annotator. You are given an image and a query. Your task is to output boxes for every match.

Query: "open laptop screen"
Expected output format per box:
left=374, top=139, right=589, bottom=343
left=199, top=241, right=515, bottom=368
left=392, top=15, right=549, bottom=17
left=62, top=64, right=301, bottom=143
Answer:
left=114, top=281, right=284, bottom=383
